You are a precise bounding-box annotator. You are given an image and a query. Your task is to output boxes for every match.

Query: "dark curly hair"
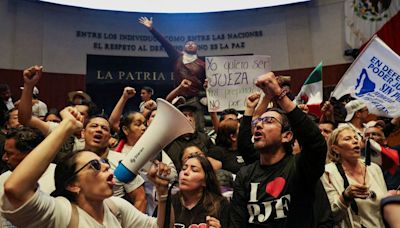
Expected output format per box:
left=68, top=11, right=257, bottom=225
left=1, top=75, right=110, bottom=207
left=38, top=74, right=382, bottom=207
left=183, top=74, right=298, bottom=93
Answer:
left=6, top=126, right=44, bottom=153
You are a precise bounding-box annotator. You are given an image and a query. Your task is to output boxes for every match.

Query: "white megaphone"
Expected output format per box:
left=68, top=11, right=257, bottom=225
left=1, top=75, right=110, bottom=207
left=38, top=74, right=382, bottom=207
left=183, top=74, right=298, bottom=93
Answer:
left=114, top=98, right=195, bottom=183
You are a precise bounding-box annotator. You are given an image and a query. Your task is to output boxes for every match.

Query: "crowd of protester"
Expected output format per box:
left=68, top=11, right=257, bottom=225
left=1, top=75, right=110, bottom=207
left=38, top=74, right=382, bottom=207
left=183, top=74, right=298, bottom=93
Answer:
left=0, top=17, right=400, bottom=228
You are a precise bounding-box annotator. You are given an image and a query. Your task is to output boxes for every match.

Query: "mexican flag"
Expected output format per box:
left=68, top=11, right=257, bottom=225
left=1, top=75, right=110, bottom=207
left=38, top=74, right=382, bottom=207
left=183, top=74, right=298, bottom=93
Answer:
left=294, top=62, right=323, bottom=117
left=345, top=0, right=400, bottom=49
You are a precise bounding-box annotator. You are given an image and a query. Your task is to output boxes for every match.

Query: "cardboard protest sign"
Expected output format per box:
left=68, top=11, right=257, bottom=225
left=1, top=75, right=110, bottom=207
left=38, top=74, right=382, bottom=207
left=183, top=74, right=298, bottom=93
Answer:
left=205, top=55, right=271, bottom=112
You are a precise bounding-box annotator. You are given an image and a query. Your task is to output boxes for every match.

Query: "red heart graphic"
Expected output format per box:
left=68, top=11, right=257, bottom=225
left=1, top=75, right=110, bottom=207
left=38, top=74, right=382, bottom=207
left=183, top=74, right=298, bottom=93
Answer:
left=189, top=223, right=207, bottom=228
left=265, top=177, right=286, bottom=198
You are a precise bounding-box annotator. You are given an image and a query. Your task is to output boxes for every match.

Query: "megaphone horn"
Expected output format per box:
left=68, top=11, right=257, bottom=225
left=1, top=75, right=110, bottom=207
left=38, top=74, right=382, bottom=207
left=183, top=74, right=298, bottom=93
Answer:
left=114, top=98, right=194, bottom=183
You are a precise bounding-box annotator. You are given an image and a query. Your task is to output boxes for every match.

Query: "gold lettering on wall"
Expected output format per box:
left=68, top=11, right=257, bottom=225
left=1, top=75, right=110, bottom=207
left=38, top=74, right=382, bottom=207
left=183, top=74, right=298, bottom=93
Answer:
left=96, top=70, right=173, bottom=81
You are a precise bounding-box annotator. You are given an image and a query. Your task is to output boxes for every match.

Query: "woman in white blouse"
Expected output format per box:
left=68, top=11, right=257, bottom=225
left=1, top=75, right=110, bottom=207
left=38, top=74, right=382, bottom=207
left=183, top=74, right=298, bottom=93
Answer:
left=321, top=125, right=387, bottom=228
left=1, top=106, right=173, bottom=228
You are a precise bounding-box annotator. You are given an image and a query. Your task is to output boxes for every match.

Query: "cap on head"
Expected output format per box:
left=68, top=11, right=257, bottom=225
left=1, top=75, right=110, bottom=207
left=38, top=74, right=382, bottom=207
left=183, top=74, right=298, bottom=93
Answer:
left=67, top=91, right=92, bottom=103
left=365, top=120, right=385, bottom=129
left=345, top=100, right=367, bottom=122
left=171, top=96, right=186, bottom=107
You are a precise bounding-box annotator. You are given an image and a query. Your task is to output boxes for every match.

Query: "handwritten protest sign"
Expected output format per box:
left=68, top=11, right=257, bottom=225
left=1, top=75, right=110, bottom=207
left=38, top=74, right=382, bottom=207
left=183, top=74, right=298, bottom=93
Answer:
left=205, top=55, right=271, bottom=112
left=332, top=36, right=400, bottom=118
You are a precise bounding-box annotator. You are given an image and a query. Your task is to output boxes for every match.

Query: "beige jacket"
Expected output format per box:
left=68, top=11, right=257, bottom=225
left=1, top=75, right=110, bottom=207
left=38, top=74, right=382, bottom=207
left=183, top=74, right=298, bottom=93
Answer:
left=321, top=161, right=387, bottom=228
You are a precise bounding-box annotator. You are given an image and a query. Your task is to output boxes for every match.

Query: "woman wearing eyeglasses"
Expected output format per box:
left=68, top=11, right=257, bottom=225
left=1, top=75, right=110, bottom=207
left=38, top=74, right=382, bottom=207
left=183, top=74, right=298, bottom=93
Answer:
left=1, top=107, right=173, bottom=227
left=321, top=125, right=387, bottom=228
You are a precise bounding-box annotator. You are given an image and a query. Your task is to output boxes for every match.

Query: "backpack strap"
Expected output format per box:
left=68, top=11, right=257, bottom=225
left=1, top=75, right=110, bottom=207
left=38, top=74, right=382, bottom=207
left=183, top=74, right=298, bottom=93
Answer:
left=67, top=203, right=79, bottom=228
left=105, top=198, right=122, bottom=224
left=335, top=162, right=359, bottom=215
left=68, top=200, right=121, bottom=228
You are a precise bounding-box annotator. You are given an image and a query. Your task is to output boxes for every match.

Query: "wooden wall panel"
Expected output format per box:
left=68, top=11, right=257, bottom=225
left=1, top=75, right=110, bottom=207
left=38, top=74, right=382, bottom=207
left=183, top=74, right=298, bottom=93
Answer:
left=0, top=63, right=352, bottom=110
left=1, top=69, right=85, bottom=111
left=275, top=63, right=351, bottom=95
left=1, top=63, right=399, bottom=145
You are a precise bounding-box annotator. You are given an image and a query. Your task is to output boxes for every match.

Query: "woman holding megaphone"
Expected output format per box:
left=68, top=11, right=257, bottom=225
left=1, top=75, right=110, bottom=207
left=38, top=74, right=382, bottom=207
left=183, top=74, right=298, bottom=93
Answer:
left=1, top=105, right=174, bottom=227
left=116, top=110, right=177, bottom=215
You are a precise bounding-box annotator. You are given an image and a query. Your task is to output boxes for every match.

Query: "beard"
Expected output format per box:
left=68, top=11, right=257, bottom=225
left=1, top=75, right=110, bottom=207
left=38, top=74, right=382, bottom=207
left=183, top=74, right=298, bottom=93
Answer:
left=254, top=140, right=282, bottom=154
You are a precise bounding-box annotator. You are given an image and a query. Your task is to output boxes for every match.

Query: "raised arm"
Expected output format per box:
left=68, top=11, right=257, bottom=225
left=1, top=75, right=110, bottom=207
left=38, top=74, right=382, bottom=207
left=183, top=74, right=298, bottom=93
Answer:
left=237, top=92, right=260, bottom=164
left=109, top=87, right=136, bottom=132
left=4, top=107, right=83, bottom=208
left=147, top=160, right=175, bottom=228
left=18, top=66, right=50, bottom=135
left=256, top=72, right=327, bottom=180
left=253, top=93, right=272, bottom=119
left=165, top=79, right=192, bottom=102
left=255, top=72, right=296, bottom=113
left=141, top=100, right=157, bottom=119
left=320, top=101, right=335, bottom=123
left=138, top=17, right=180, bottom=60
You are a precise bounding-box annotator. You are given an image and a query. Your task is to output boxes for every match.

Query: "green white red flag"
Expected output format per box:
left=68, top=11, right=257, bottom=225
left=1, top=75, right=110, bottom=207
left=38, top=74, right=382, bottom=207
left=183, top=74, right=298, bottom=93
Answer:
left=294, top=62, right=323, bottom=116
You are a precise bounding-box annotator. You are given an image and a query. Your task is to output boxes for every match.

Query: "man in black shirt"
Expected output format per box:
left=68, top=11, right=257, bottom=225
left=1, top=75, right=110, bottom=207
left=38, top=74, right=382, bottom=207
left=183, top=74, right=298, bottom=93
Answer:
left=230, top=72, right=327, bottom=227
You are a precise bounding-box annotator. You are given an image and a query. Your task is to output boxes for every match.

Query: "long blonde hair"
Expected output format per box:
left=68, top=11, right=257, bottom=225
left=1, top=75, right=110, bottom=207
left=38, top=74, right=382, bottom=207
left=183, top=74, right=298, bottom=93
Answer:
left=326, top=125, right=358, bottom=163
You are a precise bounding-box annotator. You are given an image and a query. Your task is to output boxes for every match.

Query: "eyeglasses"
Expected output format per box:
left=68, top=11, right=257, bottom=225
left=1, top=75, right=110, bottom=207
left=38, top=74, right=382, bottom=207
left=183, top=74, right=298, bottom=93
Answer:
left=66, top=158, right=109, bottom=182
left=251, top=116, right=283, bottom=127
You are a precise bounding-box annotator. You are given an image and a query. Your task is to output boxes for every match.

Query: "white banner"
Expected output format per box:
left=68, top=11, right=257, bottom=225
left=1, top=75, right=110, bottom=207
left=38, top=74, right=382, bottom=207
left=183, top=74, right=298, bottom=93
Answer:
left=332, top=36, right=400, bottom=118
left=205, top=55, right=271, bottom=112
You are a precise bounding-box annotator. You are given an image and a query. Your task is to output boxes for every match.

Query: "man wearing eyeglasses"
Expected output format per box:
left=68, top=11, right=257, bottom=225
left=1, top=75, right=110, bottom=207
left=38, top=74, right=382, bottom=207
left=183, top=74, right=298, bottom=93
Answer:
left=230, top=72, right=328, bottom=227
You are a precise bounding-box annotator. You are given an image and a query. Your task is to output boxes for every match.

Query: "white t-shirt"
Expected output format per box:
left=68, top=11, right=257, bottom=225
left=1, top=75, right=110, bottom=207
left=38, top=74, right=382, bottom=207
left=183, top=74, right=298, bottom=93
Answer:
left=4, top=98, right=14, bottom=110
left=107, top=151, right=145, bottom=197
left=47, top=122, right=85, bottom=152
left=32, top=100, right=48, bottom=118
left=0, top=164, right=56, bottom=228
left=0, top=190, right=158, bottom=228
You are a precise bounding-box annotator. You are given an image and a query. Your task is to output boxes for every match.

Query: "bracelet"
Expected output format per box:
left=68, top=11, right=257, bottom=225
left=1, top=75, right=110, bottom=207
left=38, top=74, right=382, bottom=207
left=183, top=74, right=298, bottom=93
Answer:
left=275, top=88, right=289, bottom=101
left=342, top=191, right=352, bottom=203
left=157, top=194, right=168, bottom=202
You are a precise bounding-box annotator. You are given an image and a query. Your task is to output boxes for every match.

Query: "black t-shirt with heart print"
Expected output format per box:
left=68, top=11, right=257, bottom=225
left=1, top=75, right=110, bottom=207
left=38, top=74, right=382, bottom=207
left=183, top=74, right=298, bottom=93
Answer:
left=230, top=107, right=329, bottom=228
left=171, top=193, right=230, bottom=228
